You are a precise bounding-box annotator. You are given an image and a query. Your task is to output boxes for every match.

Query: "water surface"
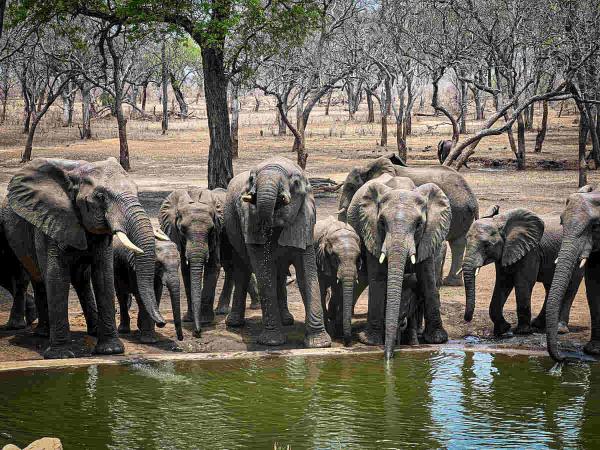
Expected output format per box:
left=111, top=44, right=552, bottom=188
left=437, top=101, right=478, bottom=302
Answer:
left=0, top=350, right=598, bottom=449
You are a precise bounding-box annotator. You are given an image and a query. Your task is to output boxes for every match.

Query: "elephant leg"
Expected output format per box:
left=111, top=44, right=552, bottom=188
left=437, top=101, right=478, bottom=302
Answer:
left=200, top=265, right=219, bottom=325
left=215, top=267, right=233, bottom=315
left=6, top=278, right=27, bottom=330
left=71, top=266, right=98, bottom=337
left=91, top=238, right=124, bottom=355
left=489, top=271, right=514, bottom=337
left=330, top=283, right=344, bottom=338
left=318, top=274, right=333, bottom=336
left=43, top=248, right=74, bottom=359
left=293, top=246, right=331, bottom=348
left=443, top=236, right=466, bottom=286
left=181, top=259, right=193, bottom=322
left=531, top=284, right=549, bottom=331
left=434, top=243, right=447, bottom=288
left=278, top=268, right=294, bottom=326
left=136, top=279, right=162, bottom=344
left=513, top=276, right=535, bottom=335
left=32, top=282, right=49, bottom=337
left=25, top=290, right=37, bottom=326
left=359, top=254, right=385, bottom=346
left=226, top=265, right=250, bottom=328
left=248, top=274, right=261, bottom=310
left=583, top=257, right=600, bottom=355
left=116, top=281, right=132, bottom=335
left=417, top=258, right=448, bottom=344
left=558, top=269, right=584, bottom=334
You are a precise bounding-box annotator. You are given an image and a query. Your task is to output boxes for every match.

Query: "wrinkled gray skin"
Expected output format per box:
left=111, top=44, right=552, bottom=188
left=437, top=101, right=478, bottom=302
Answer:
left=437, top=140, right=469, bottom=168
left=348, top=174, right=452, bottom=359
left=546, top=185, right=600, bottom=361
left=159, top=188, right=223, bottom=337
left=115, top=238, right=184, bottom=342
left=3, top=158, right=165, bottom=359
left=338, top=154, right=478, bottom=286
left=224, top=157, right=331, bottom=348
left=314, top=217, right=362, bottom=346
left=463, top=205, right=583, bottom=337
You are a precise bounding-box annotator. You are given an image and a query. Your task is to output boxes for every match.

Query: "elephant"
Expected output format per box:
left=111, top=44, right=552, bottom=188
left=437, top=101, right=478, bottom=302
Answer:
left=3, top=158, right=166, bottom=359
left=463, top=205, right=584, bottom=337
left=337, top=154, right=479, bottom=286
left=314, top=216, right=362, bottom=346
left=159, top=188, right=224, bottom=337
left=546, top=185, right=600, bottom=361
left=347, top=173, right=452, bottom=359
left=223, top=156, right=331, bottom=348
left=437, top=140, right=469, bottom=168
left=115, top=238, right=184, bottom=342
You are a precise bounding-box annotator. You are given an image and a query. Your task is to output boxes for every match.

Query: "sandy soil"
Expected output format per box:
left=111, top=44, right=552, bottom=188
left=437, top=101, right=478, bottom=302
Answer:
left=0, top=99, right=597, bottom=362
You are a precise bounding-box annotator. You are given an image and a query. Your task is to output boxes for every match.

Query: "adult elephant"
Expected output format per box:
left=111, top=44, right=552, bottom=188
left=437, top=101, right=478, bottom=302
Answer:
left=159, top=188, right=223, bottom=337
left=338, top=154, right=478, bottom=286
left=224, top=156, right=331, bottom=348
left=546, top=186, right=600, bottom=361
left=348, top=174, right=452, bottom=359
left=3, top=158, right=166, bottom=359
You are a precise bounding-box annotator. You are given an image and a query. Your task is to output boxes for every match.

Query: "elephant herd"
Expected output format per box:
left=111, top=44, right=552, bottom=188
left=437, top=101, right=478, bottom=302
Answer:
left=0, top=154, right=598, bottom=362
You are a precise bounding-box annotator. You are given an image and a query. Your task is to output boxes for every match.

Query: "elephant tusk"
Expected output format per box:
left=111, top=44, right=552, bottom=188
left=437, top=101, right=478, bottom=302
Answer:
left=410, top=254, right=416, bottom=264
left=281, top=192, right=291, bottom=205
left=379, top=252, right=386, bottom=264
left=457, top=267, right=463, bottom=275
left=241, top=193, right=253, bottom=202
left=555, top=258, right=558, bottom=264
left=154, top=228, right=170, bottom=241
left=335, top=208, right=347, bottom=214
left=580, top=258, right=588, bottom=269
left=475, top=267, right=480, bottom=277
left=116, top=232, right=144, bottom=255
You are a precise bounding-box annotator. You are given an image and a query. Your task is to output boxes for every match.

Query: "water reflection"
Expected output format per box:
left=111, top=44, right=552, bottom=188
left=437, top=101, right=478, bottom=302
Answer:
left=0, top=351, right=599, bottom=449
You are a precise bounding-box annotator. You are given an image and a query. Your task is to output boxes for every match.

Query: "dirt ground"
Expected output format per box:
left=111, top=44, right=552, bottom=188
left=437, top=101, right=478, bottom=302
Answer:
left=0, top=98, right=597, bottom=362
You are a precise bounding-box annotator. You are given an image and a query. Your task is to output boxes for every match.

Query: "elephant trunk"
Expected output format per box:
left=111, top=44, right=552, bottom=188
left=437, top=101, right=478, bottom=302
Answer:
left=166, top=273, right=183, bottom=341
left=546, top=237, right=582, bottom=362
left=384, top=237, right=410, bottom=360
left=256, top=175, right=279, bottom=226
left=117, top=194, right=166, bottom=327
left=341, top=276, right=355, bottom=347
left=189, top=257, right=206, bottom=338
left=463, top=256, right=478, bottom=322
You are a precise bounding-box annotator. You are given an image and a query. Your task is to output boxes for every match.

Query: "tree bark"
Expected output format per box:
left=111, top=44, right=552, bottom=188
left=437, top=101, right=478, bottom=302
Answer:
left=253, top=93, right=260, bottom=112
left=516, top=111, right=526, bottom=170
left=366, top=90, right=375, bottom=123
left=161, top=42, right=169, bottom=134
left=534, top=100, right=548, bottom=153
left=325, top=89, right=332, bottom=116
left=80, top=82, right=92, bottom=140
left=276, top=108, right=286, bottom=136
left=459, top=77, right=468, bottom=133
left=230, top=83, right=240, bottom=159
left=396, top=119, right=406, bottom=161
left=170, top=73, right=188, bottom=118
left=0, top=66, right=8, bottom=124
left=584, top=103, right=600, bottom=167
left=579, top=109, right=589, bottom=187
left=21, top=116, right=39, bottom=162
left=141, top=81, right=148, bottom=112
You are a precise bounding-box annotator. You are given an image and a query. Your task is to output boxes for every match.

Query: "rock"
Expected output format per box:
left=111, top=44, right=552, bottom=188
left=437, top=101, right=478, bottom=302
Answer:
left=24, top=438, right=62, bottom=450
left=2, top=445, right=21, bottom=450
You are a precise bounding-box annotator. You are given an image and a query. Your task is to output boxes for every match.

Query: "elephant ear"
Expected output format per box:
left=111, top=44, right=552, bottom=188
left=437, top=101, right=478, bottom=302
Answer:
left=347, top=180, right=389, bottom=256
left=315, top=229, right=333, bottom=276
left=159, top=190, right=192, bottom=248
left=481, top=204, right=500, bottom=219
left=497, top=208, right=544, bottom=266
left=278, top=174, right=315, bottom=249
left=416, top=183, right=452, bottom=262
left=7, top=158, right=87, bottom=250
left=388, top=153, right=407, bottom=167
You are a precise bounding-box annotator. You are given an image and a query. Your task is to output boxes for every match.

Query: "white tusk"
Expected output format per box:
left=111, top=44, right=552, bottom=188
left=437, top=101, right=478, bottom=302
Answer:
left=555, top=258, right=558, bottom=264
left=475, top=267, right=480, bottom=277
left=335, top=208, right=346, bottom=214
left=241, top=193, right=253, bottom=202
left=154, top=228, right=170, bottom=241
left=411, top=254, right=416, bottom=264
left=457, top=267, right=463, bottom=275
left=379, top=252, right=386, bottom=264
left=580, top=258, right=587, bottom=269
left=281, top=193, right=291, bottom=205
left=116, top=232, right=144, bottom=255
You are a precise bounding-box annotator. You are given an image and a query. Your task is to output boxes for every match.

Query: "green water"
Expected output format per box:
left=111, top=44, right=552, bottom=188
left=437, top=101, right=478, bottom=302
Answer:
left=0, top=350, right=598, bottom=449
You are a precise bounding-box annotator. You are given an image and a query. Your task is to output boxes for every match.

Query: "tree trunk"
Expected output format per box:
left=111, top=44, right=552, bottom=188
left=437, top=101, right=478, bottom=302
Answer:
left=473, top=87, right=484, bottom=120
left=81, top=83, right=92, bottom=140
left=61, top=83, right=74, bottom=127
left=459, top=77, right=467, bottom=133
left=292, top=125, right=307, bottom=169
left=325, top=89, right=332, bottom=116
left=584, top=103, right=600, bottom=167
left=170, top=74, right=189, bottom=118
left=505, top=116, right=517, bottom=156
left=0, top=69, right=7, bottom=124
left=534, top=100, right=548, bottom=153
left=201, top=45, right=233, bottom=189
left=21, top=115, right=39, bottom=162
left=579, top=109, right=589, bottom=187
left=516, top=111, right=526, bottom=170
left=525, top=103, right=535, bottom=131
left=380, top=114, right=388, bottom=147
left=230, top=83, right=240, bottom=159
left=276, top=108, right=286, bottom=136
left=115, top=96, right=130, bottom=171
left=253, top=93, right=260, bottom=112
left=366, top=91, right=375, bottom=123
left=141, top=81, right=148, bottom=112
left=161, top=42, right=169, bottom=134
left=396, top=120, right=406, bottom=161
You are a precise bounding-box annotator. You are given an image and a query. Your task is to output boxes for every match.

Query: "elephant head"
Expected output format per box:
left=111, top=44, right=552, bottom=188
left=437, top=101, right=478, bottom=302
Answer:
left=159, top=188, right=223, bottom=337
left=240, top=157, right=315, bottom=249
left=315, top=217, right=362, bottom=346
left=155, top=239, right=184, bottom=341
left=547, top=186, right=600, bottom=361
left=463, top=206, right=544, bottom=322
left=347, top=175, right=451, bottom=359
left=7, top=158, right=166, bottom=327
left=338, top=154, right=405, bottom=222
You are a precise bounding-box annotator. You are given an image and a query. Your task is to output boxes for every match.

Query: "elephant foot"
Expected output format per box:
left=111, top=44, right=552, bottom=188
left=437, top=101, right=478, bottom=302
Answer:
left=584, top=340, right=600, bottom=355
left=400, top=328, right=419, bottom=346
left=442, top=275, right=464, bottom=287
left=358, top=328, right=384, bottom=346
left=5, top=317, right=27, bottom=330
left=183, top=311, right=194, bottom=322
left=423, top=326, right=448, bottom=344
left=225, top=312, right=245, bottom=328
left=25, top=306, right=37, bottom=326
left=94, top=337, right=125, bottom=355
left=200, top=310, right=215, bottom=326
left=280, top=309, right=295, bottom=326
left=33, top=323, right=49, bottom=337
left=531, top=316, right=545, bottom=331
left=140, top=331, right=159, bottom=344
left=304, top=329, right=331, bottom=348
left=514, top=323, right=533, bottom=335
left=118, top=322, right=131, bottom=334
left=249, top=301, right=261, bottom=310
left=214, top=304, right=230, bottom=315
left=493, top=320, right=512, bottom=337
left=558, top=321, right=570, bottom=335
left=43, top=345, right=75, bottom=359
left=86, top=325, right=98, bottom=337
left=257, top=329, right=286, bottom=346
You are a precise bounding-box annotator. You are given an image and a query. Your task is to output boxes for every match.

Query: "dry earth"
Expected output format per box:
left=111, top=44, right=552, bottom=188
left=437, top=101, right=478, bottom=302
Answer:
left=0, top=98, right=597, bottom=362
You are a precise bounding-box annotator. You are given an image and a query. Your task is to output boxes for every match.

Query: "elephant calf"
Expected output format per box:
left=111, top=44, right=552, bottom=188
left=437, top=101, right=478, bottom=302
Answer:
left=463, top=206, right=584, bottom=336
left=115, top=238, right=184, bottom=342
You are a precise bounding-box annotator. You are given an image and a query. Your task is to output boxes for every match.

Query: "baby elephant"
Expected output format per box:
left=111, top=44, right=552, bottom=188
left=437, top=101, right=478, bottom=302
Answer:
left=115, top=238, right=184, bottom=342
left=463, top=205, right=583, bottom=336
